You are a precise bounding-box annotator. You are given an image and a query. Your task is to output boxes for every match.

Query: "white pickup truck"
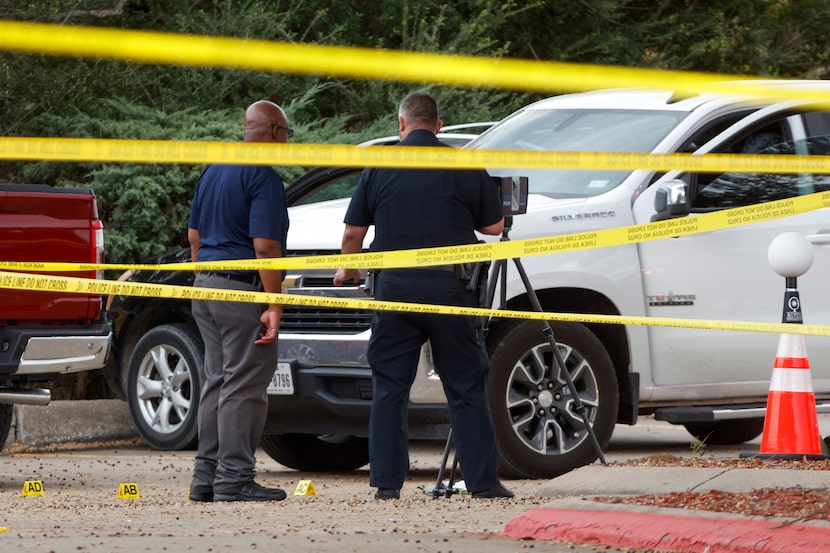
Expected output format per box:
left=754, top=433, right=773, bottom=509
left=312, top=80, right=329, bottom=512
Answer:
left=269, top=81, right=830, bottom=478
left=108, top=83, right=830, bottom=478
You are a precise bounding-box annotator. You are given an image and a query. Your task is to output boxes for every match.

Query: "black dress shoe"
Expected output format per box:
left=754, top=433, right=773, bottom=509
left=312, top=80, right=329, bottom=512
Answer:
left=471, top=484, right=515, bottom=499
left=214, top=481, right=287, bottom=502
left=374, top=488, right=400, bottom=500
left=189, top=486, right=213, bottom=502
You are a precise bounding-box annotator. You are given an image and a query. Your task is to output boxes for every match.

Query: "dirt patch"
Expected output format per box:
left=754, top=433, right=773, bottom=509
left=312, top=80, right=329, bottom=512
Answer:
left=593, top=453, right=830, bottom=521
left=610, top=452, right=830, bottom=470
left=596, top=488, right=830, bottom=522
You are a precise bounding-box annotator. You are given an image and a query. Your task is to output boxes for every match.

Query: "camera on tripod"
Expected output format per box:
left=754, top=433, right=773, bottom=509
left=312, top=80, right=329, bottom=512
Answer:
left=491, top=176, right=529, bottom=216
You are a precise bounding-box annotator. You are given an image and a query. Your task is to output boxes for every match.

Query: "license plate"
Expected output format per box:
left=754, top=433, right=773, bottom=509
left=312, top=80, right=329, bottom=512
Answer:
left=267, top=362, right=294, bottom=395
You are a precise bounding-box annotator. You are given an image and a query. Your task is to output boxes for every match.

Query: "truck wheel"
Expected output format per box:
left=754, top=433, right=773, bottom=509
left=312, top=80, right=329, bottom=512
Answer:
left=684, top=418, right=765, bottom=445
left=259, top=434, right=369, bottom=472
left=487, top=320, right=618, bottom=479
left=127, top=324, right=204, bottom=450
left=0, top=403, right=12, bottom=452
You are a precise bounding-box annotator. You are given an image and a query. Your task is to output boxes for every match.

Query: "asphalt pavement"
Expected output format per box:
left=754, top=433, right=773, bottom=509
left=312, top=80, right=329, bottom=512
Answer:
left=4, top=402, right=830, bottom=552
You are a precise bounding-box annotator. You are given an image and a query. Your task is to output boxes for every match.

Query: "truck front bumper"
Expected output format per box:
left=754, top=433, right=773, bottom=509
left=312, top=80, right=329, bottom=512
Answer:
left=266, top=331, right=450, bottom=438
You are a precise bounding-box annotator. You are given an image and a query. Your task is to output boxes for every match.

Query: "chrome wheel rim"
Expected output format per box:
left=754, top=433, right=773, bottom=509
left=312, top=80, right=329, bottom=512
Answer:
left=135, top=344, right=193, bottom=436
left=504, top=341, right=599, bottom=455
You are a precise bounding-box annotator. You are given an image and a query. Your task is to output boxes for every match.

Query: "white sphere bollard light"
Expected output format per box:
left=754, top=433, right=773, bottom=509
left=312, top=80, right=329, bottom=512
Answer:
left=768, top=231, right=814, bottom=278
left=768, top=232, right=813, bottom=324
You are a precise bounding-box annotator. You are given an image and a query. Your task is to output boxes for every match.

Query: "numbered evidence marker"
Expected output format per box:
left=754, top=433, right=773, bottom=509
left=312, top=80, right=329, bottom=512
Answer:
left=117, top=483, right=141, bottom=499
left=293, top=480, right=316, bottom=496
left=21, top=480, right=44, bottom=497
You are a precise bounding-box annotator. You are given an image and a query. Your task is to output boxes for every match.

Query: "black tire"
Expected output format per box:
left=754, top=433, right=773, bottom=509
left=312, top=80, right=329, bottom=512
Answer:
left=684, top=418, right=765, bottom=445
left=487, top=319, right=618, bottom=479
left=0, top=403, right=12, bottom=453
left=127, top=323, right=204, bottom=450
left=260, top=434, right=370, bottom=472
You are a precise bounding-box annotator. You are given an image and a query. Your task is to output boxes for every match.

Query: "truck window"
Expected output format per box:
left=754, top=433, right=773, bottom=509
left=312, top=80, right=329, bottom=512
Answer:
left=476, top=108, right=688, bottom=198
left=293, top=171, right=361, bottom=205
left=802, top=110, right=830, bottom=138
left=677, top=112, right=751, bottom=153
left=646, top=112, right=751, bottom=189
left=691, top=134, right=830, bottom=210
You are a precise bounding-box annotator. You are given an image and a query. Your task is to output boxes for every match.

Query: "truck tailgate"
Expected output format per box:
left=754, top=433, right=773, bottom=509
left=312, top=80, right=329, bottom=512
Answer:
left=0, top=184, right=103, bottom=323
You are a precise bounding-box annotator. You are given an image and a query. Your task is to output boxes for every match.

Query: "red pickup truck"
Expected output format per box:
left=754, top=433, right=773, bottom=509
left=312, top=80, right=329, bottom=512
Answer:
left=0, top=183, right=112, bottom=450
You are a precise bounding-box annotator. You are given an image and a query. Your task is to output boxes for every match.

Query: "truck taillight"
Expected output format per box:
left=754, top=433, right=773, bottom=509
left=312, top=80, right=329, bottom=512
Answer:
left=90, top=219, right=104, bottom=280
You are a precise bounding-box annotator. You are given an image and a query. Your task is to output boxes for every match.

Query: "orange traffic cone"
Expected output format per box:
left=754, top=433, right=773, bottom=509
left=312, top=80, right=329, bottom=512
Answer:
left=756, top=332, right=826, bottom=459
left=743, top=233, right=829, bottom=460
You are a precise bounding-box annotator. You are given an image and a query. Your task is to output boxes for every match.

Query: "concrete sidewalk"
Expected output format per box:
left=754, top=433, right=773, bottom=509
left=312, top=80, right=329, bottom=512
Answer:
left=545, top=463, right=830, bottom=496
left=3, top=400, right=137, bottom=449
left=504, top=463, right=830, bottom=552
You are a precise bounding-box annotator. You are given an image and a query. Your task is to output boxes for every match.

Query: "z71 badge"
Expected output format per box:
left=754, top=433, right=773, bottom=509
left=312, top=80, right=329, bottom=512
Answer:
left=647, top=292, right=696, bottom=307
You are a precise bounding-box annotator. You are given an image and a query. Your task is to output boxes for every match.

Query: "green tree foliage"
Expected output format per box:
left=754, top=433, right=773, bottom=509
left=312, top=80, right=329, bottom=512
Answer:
left=620, top=0, right=830, bottom=76
left=19, top=101, right=234, bottom=262
left=2, top=0, right=830, bottom=264
left=19, top=86, right=376, bottom=262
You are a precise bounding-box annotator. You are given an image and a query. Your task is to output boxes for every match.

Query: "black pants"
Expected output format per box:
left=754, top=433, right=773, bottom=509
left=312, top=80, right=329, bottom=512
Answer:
left=367, top=269, right=500, bottom=491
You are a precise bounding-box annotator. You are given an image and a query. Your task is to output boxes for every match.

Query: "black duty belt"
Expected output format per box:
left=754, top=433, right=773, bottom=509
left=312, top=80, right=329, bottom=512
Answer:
left=407, top=265, right=456, bottom=272
left=201, top=271, right=262, bottom=286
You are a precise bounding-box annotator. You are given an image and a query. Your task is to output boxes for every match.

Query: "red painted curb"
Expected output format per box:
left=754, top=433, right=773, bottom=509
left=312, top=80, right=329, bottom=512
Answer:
left=503, top=508, right=830, bottom=552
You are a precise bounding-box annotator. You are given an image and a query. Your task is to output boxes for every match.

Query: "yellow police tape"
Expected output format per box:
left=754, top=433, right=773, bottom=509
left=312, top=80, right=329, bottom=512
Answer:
left=3, top=20, right=830, bottom=107
left=2, top=137, right=830, bottom=174
left=3, top=21, right=830, bottom=337
left=1, top=191, right=827, bottom=274
left=2, top=190, right=830, bottom=337
left=8, top=21, right=830, bottom=109
left=1, top=269, right=828, bottom=338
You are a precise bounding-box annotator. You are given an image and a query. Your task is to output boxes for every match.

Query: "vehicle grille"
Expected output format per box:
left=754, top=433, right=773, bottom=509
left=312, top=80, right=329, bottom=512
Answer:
left=281, top=249, right=372, bottom=334
left=293, top=275, right=342, bottom=288
left=280, top=305, right=373, bottom=334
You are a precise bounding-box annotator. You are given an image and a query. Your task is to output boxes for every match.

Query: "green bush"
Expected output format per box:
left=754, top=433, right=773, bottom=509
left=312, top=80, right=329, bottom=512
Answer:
left=4, top=0, right=830, bottom=266
left=21, top=101, right=238, bottom=263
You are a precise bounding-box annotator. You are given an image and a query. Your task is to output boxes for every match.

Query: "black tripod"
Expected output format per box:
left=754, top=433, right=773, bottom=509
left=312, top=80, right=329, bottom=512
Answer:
left=432, top=215, right=607, bottom=499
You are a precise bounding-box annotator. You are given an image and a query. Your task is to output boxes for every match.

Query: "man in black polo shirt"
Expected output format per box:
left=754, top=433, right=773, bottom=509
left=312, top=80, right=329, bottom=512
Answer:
left=334, top=91, right=513, bottom=500
left=187, top=100, right=290, bottom=502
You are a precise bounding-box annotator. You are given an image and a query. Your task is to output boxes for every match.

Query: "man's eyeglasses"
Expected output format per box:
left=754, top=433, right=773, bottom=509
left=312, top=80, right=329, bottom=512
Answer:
left=272, top=123, right=294, bottom=138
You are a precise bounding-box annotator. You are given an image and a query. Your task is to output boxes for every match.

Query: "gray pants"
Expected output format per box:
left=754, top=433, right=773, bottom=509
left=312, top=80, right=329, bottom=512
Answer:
left=190, top=273, right=278, bottom=493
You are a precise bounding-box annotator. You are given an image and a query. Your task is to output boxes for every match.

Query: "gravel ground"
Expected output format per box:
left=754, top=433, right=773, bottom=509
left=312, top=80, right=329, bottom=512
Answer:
left=0, top=440, right=639, bottom=553
left=10, top=436, right=826, bottom=551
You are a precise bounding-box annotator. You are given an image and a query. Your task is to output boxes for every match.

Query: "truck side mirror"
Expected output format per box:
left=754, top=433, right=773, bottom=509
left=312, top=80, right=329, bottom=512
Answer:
left=651, top=180, right=689, bottom=222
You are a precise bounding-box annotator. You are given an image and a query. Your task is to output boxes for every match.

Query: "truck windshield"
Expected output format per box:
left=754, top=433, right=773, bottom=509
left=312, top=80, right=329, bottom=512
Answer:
left=472, top=108, right=688, bottom=198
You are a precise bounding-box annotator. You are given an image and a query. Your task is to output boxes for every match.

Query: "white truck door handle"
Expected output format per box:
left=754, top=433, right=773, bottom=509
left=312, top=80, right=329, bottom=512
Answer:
left=806, top=232, right=830, bottom=246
